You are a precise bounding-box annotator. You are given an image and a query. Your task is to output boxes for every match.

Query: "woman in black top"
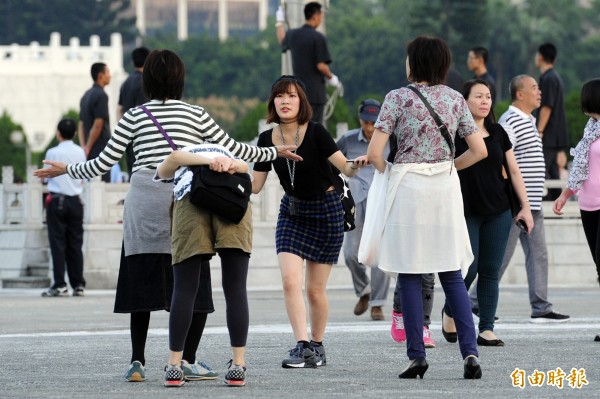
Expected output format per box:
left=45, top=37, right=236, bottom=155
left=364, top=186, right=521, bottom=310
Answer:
left=253, top=76, right=368, bottom=368
left=442, top=79, right=533, bottom=346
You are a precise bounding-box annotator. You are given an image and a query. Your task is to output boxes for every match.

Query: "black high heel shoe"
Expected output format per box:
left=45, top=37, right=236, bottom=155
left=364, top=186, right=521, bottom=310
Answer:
left=463, top=355, right=482, bottom=379
left=441, top=309, right=458, bottom=343
left=399, top=358, right=428, bottom=379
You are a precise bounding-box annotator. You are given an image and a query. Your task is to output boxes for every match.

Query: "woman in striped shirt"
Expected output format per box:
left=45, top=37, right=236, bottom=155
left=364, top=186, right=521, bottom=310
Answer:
left=34, top=49, right=300, bottom=382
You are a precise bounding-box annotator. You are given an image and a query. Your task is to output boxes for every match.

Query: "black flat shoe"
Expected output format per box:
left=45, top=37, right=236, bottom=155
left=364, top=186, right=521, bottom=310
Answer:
left=441, top=309, right=458, bottom=343
left=595, top=335, right=600, bottom=342
left=463, top=355, right=482, bottom=379
left=477, top=335, right=505, bottom=347
left=399, top=358, right=428, bottom=379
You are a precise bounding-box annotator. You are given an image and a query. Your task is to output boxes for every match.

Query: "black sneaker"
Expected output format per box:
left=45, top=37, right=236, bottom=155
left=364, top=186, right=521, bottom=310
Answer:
left=282, top=343, right=317, bottom=368
left=73, top=287, right=85, bottom=297
left=224, top=359, right=246, bottom=387
left=41, top=287, right=68, bottom=297
left=530, top=311, right=571, bottom=323
left=310, top=341, right=326, bottom=366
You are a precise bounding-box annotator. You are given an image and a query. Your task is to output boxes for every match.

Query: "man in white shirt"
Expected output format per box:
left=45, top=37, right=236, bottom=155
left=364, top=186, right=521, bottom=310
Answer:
left=42, top=119, right=87, bottom=297
left=471, top=75, right=570, bottom=322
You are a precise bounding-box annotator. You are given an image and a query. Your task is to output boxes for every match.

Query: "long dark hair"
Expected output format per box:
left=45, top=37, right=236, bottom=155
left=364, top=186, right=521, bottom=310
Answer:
left=462, top=78, right=496, bottom=131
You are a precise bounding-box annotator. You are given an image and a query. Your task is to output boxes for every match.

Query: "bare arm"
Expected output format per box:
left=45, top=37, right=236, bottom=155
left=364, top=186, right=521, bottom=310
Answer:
left=537, top=105, right=552, bottom=137
left=506, top=149, right=534, bottom=232
left=157, top=152, right=247, bottom=180
left=367, top=129, right=391, bottom=173
left=85, top=118, right=104, bottom=155
left=316, top=62, right=333, bottom=79
left=276, top=25, right=285, bottom=45
left=328, top=150, right=368, bottom=177
left=454, top=130, right=487, bottom=170
left=78, top=121, right=86, bottom=149
left=252, top=170, right=268, bottom=194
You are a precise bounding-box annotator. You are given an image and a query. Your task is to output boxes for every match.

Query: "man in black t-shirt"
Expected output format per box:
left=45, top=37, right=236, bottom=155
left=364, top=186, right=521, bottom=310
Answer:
left=467, top=47, right=497, bottom=103
left=117, top=47, right=150, bottom=174
left=535, top=43, right=569, bottom=199
left=79, top=62, right=112, bottom=182
left=276, top=2, right=341, bottom=124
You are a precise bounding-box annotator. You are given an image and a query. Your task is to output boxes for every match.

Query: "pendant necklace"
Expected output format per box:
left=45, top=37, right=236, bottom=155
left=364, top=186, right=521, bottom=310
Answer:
left=279, top=123, right=300, bottom=215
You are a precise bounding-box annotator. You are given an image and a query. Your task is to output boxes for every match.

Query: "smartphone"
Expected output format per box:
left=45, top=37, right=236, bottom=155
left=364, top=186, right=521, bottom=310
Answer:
left=516, top=219, right=528, bottom=233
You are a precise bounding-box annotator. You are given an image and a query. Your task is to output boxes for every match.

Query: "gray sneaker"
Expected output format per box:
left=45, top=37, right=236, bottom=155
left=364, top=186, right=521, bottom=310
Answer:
left=282, top=343, right=317, bottom=368
left=181, top=359, right=218, bottom=381
left=124, top=361, right=145, bottom=382
left=310, top=341, right=326, bottom=366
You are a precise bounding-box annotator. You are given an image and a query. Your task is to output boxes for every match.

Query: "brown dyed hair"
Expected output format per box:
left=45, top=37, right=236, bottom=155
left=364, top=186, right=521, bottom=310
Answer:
left=406, top=36, right=451, bottom=86
left=143, top=49, right=185, bottom=102
left=266, top=76, right=312, bottom=125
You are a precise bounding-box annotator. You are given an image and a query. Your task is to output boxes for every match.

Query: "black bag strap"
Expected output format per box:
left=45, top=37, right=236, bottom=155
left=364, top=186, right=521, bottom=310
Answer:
left=140, top=105, right=178, bottom=150
left=407, top=86, right=455, bottom=158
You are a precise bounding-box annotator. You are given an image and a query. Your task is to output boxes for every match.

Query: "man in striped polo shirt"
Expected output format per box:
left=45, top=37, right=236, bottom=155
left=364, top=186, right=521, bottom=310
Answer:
left=494, top=75, right=570, bottom=322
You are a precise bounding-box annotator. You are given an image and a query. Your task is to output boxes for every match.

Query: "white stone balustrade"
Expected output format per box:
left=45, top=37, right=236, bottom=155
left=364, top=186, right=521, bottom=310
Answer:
left=0, top=164, right=596, bottom=289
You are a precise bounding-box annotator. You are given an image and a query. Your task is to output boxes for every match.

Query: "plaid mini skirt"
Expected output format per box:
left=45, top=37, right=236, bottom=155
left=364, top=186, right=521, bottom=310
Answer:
left=276, top=191, right=344, bottom=264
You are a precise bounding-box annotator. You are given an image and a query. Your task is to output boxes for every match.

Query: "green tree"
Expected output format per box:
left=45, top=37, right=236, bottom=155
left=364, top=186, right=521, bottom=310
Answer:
left=0, top=0, right=136, bottom=45
left=0, top=111, right=26, bottom=182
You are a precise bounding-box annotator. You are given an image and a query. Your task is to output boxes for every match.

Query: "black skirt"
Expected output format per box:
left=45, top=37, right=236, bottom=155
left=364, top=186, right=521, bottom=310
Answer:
left=113, top=243, right=214, bottom=313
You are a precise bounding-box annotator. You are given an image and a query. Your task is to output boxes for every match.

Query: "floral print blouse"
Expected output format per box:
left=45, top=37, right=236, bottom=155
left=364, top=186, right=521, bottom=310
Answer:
left=375, top=83, right=478, bottom=164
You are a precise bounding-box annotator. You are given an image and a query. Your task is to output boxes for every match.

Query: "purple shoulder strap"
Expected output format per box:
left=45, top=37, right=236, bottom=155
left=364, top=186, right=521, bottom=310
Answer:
left=140, top=105, right=178, bottom=150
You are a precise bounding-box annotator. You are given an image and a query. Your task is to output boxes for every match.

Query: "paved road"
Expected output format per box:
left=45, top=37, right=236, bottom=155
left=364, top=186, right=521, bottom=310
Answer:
left=1, top=284, right=598, bottom=398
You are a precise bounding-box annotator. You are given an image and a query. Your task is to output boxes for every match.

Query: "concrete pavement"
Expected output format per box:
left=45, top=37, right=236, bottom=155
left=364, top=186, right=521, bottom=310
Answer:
left=1, top=284, right=599, bottom=398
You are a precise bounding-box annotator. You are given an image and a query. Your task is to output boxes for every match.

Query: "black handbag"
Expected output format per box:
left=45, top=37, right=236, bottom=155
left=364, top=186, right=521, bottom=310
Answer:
left=331, top=165, right=356, bottom=232
left=189, top=165, right=252, bottom=224
left=140, top=104, right=251, bottom=224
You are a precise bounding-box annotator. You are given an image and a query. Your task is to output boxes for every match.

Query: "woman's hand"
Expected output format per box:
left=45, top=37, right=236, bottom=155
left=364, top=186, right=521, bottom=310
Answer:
left=552, top=188, right=574, bottom=216
left=349, top=155, right=370, bottom=168
left=209, top=156, right=234, bottom=173
left=33, top=161, right=68, bottom=179
left=515, top=208, right=534, bottom=234
left=275, top=145, right=303, bottom=162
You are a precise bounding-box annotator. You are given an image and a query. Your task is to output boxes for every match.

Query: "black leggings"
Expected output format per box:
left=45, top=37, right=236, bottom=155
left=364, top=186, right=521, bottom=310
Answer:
left=170, top=249, right=249, bottom=351
left=580, top=209, right=600, bottom=283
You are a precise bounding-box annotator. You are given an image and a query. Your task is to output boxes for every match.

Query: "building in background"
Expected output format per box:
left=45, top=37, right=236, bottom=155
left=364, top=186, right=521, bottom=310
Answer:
left=132, top=0, right=271, bottom=41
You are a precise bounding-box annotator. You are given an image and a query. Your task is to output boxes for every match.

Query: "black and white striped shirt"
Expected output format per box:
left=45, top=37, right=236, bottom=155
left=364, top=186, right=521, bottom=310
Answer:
left=67, top=99, right=277, bottom=179
left=498, top=105, right=546, bottom=211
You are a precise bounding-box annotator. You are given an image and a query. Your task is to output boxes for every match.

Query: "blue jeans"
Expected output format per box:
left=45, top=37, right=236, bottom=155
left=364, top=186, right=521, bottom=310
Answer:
left=446, top=210, right=512, bottom=332
left=343, top=200, right=390, bottom=307
left=470, top=209, right=553, bottom=316
left=399, top=271, right=477, bottom=360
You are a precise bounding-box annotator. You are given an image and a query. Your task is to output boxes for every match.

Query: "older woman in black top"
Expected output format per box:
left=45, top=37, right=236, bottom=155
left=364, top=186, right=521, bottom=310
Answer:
left=442, top=79, right=532, bottom=346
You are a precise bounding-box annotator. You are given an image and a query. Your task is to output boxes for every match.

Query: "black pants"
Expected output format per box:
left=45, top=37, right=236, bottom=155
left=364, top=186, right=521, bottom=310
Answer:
left=46, top=194, right=85, bottom=289
left=580, top=209, right=600, bottom=283
left=311, top=103, right=325, bottom=125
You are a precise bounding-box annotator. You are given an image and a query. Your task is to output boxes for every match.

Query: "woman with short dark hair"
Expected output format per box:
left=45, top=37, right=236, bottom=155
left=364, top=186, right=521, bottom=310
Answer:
left=34, top=49, right=300, bottom=383
left=368, top=36, right=487, bottom=379
left=553, top=78, right=600, bottom=342
left=253, top=75, right=368, bottom=368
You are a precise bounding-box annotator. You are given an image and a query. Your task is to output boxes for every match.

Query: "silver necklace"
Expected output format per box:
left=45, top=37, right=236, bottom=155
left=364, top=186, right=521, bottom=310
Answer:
left=279, top=123, right=300, bottom=215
